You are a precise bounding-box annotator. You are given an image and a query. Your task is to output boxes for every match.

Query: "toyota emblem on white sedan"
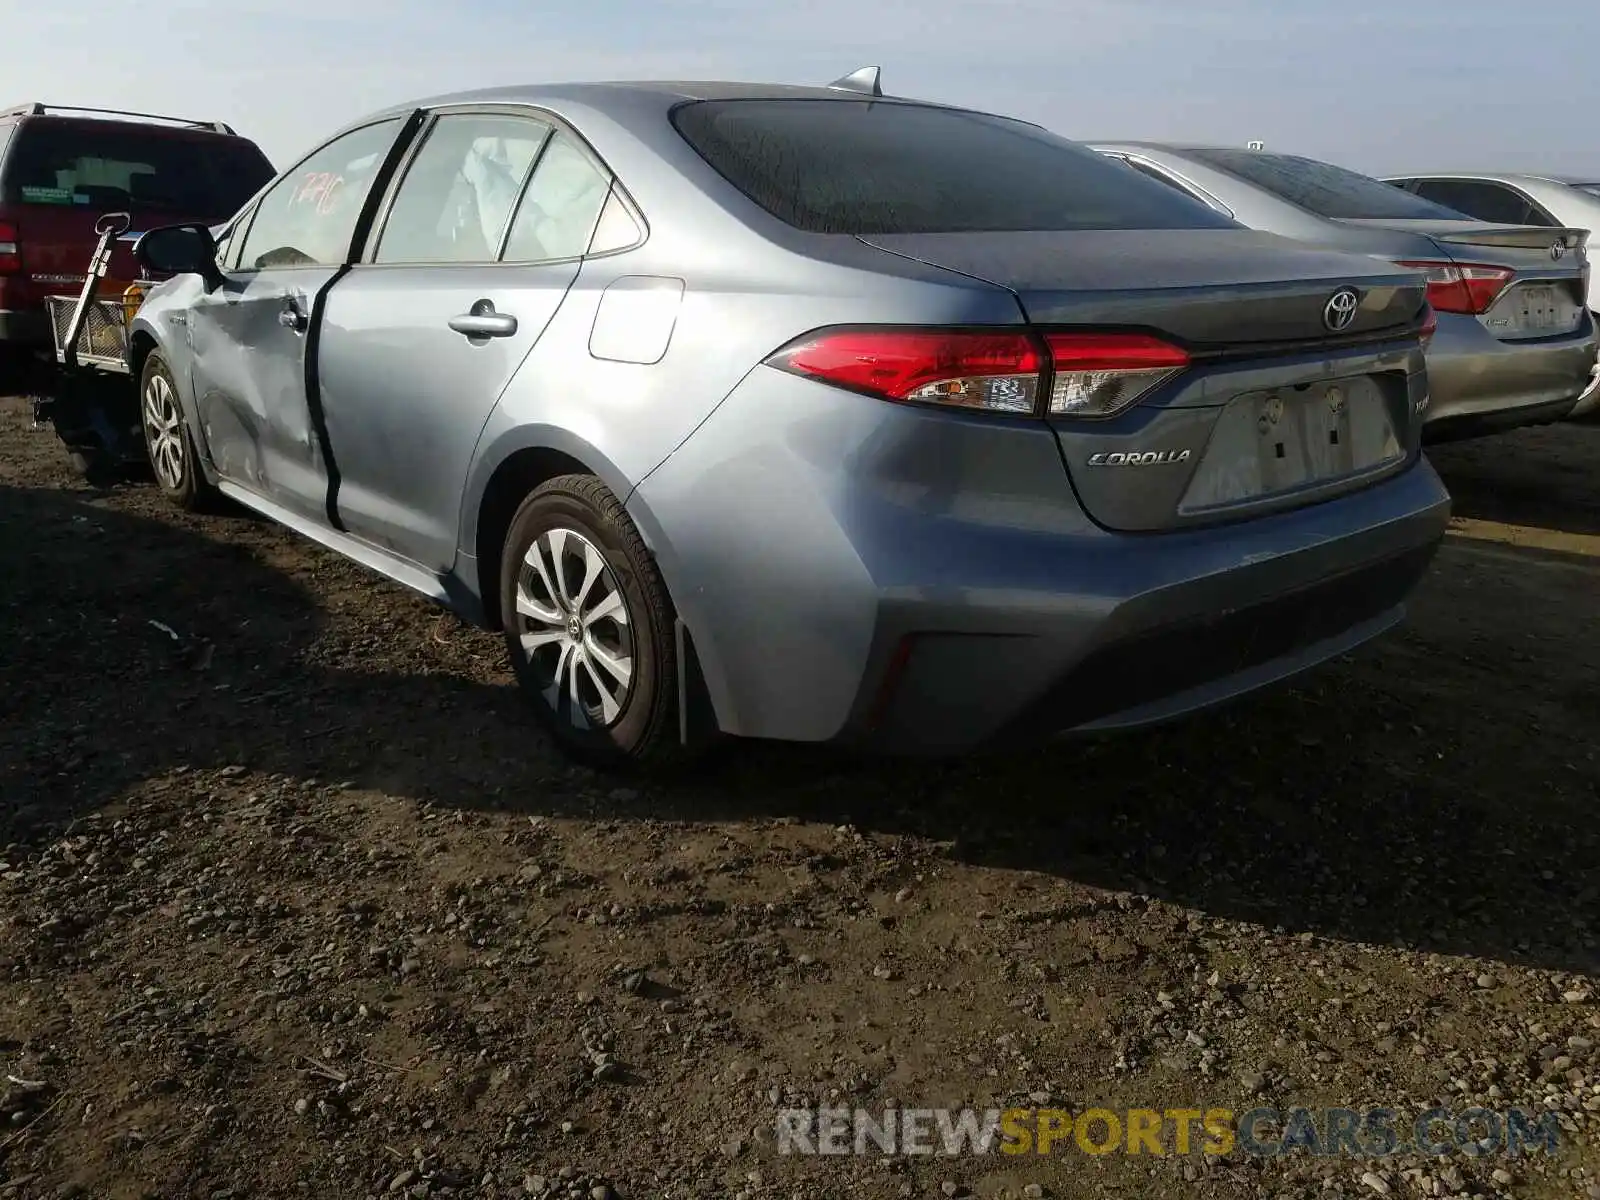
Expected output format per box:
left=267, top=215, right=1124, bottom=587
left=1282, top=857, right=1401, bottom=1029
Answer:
left=1323, top=288, right=1360, bottom=332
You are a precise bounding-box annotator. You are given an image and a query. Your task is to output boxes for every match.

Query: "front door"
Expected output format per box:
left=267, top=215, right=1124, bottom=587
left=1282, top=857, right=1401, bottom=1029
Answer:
left=317, top=113, right=618, bottom=570
left=185, top=116, right=408, bottom=521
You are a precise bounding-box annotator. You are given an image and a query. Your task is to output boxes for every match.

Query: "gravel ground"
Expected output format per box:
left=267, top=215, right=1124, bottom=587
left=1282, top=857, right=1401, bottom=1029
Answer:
left=1, top=393, right=1597, bottom=1200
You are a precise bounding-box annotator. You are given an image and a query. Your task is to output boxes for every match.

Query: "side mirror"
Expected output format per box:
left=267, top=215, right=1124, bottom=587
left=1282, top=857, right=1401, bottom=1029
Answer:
left=134, top=223, right=223, bottom=291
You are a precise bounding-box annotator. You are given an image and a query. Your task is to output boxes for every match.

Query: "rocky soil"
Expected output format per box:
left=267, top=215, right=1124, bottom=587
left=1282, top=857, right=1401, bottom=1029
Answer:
left=1, top=394, right=1597, bottom=1199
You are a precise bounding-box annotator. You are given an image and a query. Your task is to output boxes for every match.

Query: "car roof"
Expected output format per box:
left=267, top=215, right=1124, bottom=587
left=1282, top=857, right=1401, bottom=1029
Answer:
left=1380, top=170, right=1600, bottom=186
left=372, top=79, right=977, bottom=120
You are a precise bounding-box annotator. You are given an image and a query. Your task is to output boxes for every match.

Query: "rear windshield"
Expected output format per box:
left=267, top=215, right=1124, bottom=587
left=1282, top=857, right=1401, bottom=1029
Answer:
left=0, top=119, right=276, bottom=216
left=671, top=99, right=1238, bottom=234
left=1183, top=149, right=1468, bottom=221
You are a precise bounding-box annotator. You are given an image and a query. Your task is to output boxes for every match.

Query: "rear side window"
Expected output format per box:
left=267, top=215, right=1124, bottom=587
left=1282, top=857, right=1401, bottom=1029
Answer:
left=671, top=99, right=1236, bottom=234
left=0, top=119, right=275, bottom=216
left=1411, top=179, right=1540, bottom=226
left=1183, top=149, right=1467, bottom=221
left=502, top=133, right=613, bottom=261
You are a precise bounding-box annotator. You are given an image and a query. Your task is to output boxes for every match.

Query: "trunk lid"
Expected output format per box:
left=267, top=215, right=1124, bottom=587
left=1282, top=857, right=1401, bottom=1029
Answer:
left=858, top=228, right=1426, bottom=348
left=857, top=228, right=1429, bottom=533
left=1334, top=218, right=1591, bottom=342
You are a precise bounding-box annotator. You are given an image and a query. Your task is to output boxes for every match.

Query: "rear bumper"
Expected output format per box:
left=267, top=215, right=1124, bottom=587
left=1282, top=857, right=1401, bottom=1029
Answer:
left=631, top=368, right=1451, bottom=752
left=851, top=464, right=1447, bottom=753
left=1423, top=309, right=1598, bottom=435
left=0, top=308, right=50, bottom=346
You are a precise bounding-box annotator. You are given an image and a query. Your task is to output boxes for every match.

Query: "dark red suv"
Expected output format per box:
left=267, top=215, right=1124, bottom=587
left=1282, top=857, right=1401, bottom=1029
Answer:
left=0, top=103, right=275, bottom=356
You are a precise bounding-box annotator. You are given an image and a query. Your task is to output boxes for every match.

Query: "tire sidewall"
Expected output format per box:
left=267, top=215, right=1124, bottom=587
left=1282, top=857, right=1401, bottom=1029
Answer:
left=499, top=485, right=668, bottom=761
left=139, top=353, right=197, bottom=506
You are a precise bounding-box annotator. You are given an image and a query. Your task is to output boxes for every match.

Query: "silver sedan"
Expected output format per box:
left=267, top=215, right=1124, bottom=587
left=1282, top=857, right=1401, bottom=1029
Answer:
left=1092, top=143, right=1600, bottom=439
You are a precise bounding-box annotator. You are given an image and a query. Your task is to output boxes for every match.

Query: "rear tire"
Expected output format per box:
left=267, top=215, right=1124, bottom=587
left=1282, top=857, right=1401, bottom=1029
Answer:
left=499, top=474, right=685, bottom=772
left=140, top=352, right=216, bottom=512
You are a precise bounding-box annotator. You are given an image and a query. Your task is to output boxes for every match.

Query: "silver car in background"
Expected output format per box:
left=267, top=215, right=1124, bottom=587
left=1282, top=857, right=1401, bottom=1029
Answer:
left=1092, top=143, right=1599, bottom=439
left=1380, top=172, right=1600, bottom=416
left=125, top=79, right=1450, bottom=771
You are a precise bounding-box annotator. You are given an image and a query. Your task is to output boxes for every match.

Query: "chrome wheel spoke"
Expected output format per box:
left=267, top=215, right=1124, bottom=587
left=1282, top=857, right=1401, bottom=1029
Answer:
left=522, top=540, right=563, bottom=616
left=540, top=640, right=576, bottom=710
left=583, top=633, right=633, bottom=690
left=585, top=588, right=628, bottom=627
left=572, top=539, right=606, bottom=614
left=577, top=653, right=622, bottom=725
left=514, top=584, right=563, bottom=625
left=518, top=628, right=566, bottom=654
left=545, top=528, right=575, bottom=608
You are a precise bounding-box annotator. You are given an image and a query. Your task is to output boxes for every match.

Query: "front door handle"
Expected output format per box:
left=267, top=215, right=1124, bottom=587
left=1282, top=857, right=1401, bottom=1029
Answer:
left=448, top=299, right=517, bottom=339
left=278, top=299, right=307, bottom=332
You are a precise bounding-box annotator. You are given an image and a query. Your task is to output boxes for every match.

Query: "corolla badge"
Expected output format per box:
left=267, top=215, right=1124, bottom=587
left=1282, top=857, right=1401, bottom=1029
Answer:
left=1323, top=287, right=1360, bottom=332
left=1087, top=449, right=1193, bottom=466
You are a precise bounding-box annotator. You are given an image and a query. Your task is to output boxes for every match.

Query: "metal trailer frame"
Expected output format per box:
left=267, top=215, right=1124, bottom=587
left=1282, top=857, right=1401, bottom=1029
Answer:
left=31, top=211, right=155, bottom=481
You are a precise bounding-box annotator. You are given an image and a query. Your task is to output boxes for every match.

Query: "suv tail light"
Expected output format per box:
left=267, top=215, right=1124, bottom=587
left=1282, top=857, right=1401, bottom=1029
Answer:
left=764, top=328, right=1191, bottom=419
left=1396, top=260, right=1514, bottom=315
left=0, top=221, right=20, bottom=274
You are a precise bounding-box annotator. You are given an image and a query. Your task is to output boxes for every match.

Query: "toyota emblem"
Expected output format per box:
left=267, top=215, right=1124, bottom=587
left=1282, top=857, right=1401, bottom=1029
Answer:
left=1323, top=288, right=1360, bottom=333
left=1552, top=241, right=1567, bottom=261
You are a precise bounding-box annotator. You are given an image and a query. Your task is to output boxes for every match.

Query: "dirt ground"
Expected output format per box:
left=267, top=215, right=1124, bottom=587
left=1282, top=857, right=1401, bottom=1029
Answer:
left=1, top=393, right=1597, bottom=1200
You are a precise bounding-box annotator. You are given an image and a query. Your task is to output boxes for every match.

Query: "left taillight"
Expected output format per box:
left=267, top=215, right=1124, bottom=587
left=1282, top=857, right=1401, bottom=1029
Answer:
left=763, top=327, right=1190, bottom=419
left=0, top=221, right=21, bottom=274
left=1395, top=259, right=1514, bottom=315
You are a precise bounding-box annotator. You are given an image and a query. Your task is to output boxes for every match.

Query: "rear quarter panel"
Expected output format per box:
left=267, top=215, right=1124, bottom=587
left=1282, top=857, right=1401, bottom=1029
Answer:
left=453, top=92, right=1024, bottom=582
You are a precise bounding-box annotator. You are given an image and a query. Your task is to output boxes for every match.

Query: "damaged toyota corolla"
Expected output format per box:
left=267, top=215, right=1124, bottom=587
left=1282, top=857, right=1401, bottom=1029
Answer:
left=122, top=70, right=1451, bottom=771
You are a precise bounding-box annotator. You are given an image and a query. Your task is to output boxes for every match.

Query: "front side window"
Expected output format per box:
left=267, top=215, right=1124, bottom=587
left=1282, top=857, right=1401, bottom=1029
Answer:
left=501, top=133, right=613, bottom=261
left=671, top=99, right=1236, bottom=235
left=374, top=113, right=552, bottom=264
left=1184, top=149, right=1469, bottom=221
left=235, top=118, right=404, bottom=270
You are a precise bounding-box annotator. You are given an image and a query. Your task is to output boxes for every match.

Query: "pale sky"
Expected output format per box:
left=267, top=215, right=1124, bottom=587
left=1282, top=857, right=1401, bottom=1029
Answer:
left=10, top=0, right=1600, bottom=177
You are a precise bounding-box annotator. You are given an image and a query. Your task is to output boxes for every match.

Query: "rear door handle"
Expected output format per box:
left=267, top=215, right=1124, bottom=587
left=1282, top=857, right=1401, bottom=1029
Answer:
left=278, top=298, right=307, bottom=332
left=449, top=299, right=517, bottom=339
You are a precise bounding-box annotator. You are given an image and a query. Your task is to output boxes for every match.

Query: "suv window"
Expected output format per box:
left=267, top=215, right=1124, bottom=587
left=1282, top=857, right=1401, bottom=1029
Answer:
left=1184, top=149, right=1468, bottom=221
left=0, top=118, right=274, bottom=215
left=501, top=132, right=613, bottom=261
left=375, top=113, right=551, bottom=264
left=1412, top=179, right=1545, bottom=226
left=671, top=99, right=1236, bottom=235
left=235, top=118, right=404, bottom=270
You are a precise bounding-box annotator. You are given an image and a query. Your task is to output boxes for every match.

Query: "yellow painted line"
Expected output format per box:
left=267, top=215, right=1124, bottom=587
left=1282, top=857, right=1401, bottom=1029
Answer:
left=1446, top=516, right=1600, bottom=558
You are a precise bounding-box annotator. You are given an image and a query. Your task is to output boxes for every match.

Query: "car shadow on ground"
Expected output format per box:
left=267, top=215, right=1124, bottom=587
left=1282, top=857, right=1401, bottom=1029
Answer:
left=2, top=480, right=1596, bottom=981
left=1427, top=419, right=1600, bottom=537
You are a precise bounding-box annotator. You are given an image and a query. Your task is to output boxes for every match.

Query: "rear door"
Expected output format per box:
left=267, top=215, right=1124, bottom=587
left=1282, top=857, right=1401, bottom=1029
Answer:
left=185, top=117, right=408, bottom=519
left=318, top=109, right=629, bottom=570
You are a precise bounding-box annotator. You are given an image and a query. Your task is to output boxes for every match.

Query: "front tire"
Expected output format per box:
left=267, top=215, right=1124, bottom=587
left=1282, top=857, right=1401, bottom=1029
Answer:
left=499, top=474, right=683, bottom=771
left=140, top=352, right=216, bottom=511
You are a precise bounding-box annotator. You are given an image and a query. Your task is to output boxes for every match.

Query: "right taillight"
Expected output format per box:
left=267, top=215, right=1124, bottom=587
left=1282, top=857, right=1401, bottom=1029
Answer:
left=1419, top=304, right=1438, bottom=348
left=764, top=327, right=1189, bottom=419
left=1396, top=259, right=1514, bottom=315
left=0, top=221, right=20, bottom=274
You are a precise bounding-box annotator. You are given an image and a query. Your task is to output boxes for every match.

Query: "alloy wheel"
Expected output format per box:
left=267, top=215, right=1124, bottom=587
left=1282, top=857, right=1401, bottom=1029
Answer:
left=513, top=527, right=635, bottom=729
left=142, top=373, right=185, bottom=490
